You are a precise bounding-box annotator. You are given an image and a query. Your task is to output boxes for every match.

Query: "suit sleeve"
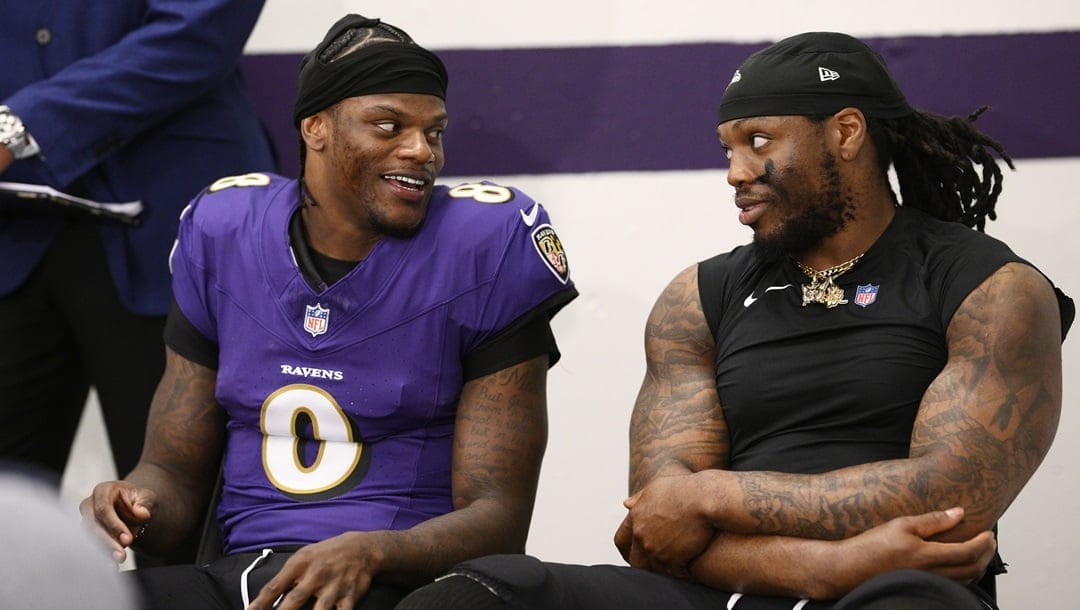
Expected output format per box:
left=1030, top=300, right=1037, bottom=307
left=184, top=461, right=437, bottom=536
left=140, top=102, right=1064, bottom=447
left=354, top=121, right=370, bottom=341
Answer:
left=4, top=0, right=266, bottom=186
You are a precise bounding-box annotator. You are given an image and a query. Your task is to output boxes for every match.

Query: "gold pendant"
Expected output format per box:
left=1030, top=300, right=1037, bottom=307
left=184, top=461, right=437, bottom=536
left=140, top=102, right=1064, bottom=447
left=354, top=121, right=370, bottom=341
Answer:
left=801, top=276, right=849, bottom=308
left=795, top=252, right=863, bottom=309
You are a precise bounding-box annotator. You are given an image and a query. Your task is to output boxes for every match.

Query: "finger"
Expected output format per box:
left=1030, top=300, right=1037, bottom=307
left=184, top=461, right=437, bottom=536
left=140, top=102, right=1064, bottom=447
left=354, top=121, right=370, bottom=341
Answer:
left=122, top=488, right=154, bottom=522
left=97, top=487, right=150, bottom=546
left=82, top=488, right=136, bottom=560
left=627, top=536, right=650, bottom=570
left=930, top=535, right=997, bottom=585
left=903, top=507, right=965, bottom=539
left=922, top=531, right=996, bottom=570
left=650, top=556, right=691, bottom=580
left=273, top=584, right=317, bottom=610
left=613, top=516, right=633, bottom=560
left=310, top=580, right=355, bottom=610
left=249, top=576, right=291, bottom=610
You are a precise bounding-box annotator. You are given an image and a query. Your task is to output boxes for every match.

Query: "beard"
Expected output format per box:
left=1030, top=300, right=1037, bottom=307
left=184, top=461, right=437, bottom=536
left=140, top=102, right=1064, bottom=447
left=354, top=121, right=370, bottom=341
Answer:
left=752, top=151, right=853, bottom=264
left=367, top=203, right=427, bottom=239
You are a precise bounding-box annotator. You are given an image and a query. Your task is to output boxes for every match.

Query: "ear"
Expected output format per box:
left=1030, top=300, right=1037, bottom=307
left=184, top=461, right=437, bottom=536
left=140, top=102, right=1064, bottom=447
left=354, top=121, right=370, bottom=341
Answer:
left=300, top=113, right=329, bottom=152
left=831, top=107, right=868, bottom=162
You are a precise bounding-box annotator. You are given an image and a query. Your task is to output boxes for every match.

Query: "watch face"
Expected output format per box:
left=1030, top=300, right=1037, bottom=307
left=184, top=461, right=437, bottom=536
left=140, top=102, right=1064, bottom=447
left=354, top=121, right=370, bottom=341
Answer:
left=0, top=109, right=29, bottom=153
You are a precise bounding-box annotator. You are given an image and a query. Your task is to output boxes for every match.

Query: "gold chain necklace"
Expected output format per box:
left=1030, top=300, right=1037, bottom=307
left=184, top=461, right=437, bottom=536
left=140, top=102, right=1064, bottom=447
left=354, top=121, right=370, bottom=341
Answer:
left=794, top=253, right=864, bottom=308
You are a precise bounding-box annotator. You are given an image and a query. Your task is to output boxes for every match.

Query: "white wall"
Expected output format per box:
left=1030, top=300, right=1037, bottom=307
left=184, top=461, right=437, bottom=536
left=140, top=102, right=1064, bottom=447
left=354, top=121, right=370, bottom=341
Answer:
left=62, top=2, right=1080, bottom=606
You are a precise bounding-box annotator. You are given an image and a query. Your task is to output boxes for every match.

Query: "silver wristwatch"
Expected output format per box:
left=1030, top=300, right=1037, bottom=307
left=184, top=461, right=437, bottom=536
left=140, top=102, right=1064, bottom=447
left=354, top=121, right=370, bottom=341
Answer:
left=0, top=105, right=40, bottom=159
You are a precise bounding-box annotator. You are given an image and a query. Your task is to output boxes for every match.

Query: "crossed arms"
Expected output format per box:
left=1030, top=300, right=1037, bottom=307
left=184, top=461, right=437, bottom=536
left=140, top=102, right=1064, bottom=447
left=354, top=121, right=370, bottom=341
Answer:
left=615, top=261, right=1063, bottom=599
left=81, top=348, right=549, bottom=610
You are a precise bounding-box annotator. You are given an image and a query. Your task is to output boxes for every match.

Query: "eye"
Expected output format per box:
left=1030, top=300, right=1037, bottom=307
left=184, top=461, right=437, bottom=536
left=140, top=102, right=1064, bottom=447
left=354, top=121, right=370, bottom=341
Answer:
left=719, top=143, right=732, bottom=160
left=751, top=135, right=769, bottom=149
left=374, top=121, right=398, bottom=133
left=427, top=127, right=445, bottom=143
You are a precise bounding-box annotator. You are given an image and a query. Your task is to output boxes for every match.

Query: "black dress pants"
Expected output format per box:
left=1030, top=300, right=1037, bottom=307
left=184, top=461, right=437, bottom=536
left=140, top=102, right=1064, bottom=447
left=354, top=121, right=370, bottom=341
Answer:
left=0, top=221, right=164, bottom=479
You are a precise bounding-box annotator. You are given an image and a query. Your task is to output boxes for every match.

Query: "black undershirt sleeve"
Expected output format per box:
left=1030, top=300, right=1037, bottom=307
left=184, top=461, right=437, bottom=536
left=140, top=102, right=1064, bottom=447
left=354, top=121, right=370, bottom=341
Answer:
left=462, top=287, right=577, bottom=381
left=163, top=300, right=218, bottom=370
left=463, top=313, right=557, bottom=381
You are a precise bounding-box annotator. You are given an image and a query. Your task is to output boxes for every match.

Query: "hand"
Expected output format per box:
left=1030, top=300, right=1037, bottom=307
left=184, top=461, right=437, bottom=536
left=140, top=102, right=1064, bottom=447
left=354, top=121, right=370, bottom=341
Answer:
left=247, top=532, right=385, bottom=610
left=614, top=473, right=716, bottom=579
left=823, top=507, right=996, bottom=599
left=78, top=480, right=156, bottom=564
left=0, top=145, right=13, bottom=174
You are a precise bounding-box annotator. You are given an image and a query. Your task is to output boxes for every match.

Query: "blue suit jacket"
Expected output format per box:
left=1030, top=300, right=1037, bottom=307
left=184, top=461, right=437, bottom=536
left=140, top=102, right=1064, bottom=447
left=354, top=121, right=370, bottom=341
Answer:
left=0, top=0, right=277, bottom=315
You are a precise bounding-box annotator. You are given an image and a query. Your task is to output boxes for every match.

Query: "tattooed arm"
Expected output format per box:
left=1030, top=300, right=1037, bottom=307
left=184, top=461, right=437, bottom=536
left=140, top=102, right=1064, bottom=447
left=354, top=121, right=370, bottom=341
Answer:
left=248, top=354, right=549, bottom=610
left=615, top=265, right=1004, bottom=596
left=682, top=263, right=1063, bottom=542
left=80, top=347, right=225, bottom=561
left=612, top=264, right=729, bottom=570
left=623, top=263, right=1061, bottom=557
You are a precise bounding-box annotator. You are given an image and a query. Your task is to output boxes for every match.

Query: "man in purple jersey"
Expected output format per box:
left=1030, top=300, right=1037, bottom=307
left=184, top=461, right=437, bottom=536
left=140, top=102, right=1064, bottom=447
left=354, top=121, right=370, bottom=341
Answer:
left=80, top=14, right=577, bottom=610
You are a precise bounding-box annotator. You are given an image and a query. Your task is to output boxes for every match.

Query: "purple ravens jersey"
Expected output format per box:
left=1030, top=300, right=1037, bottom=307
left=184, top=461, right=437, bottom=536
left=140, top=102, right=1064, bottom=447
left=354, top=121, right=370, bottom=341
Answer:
left=169, top=173, right=576, bottom=554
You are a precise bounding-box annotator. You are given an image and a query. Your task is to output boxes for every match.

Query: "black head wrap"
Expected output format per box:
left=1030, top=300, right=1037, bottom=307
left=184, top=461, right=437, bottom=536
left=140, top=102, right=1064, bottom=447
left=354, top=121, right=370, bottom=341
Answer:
left=718, top=32, right=913, bottom=124
left=292, top=14, right=448, bottom=127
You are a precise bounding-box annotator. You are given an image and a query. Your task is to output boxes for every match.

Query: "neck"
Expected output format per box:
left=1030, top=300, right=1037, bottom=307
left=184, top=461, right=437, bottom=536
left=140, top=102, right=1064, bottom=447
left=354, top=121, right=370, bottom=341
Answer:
left=300, top=170, right=381, bottom=262
left=796, top=180, right=895, bottom=271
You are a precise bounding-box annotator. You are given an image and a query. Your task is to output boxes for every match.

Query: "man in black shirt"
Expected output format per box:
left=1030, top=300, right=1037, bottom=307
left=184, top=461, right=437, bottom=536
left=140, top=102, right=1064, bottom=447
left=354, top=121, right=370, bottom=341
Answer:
left=398, top=31, right=1073, bottom=610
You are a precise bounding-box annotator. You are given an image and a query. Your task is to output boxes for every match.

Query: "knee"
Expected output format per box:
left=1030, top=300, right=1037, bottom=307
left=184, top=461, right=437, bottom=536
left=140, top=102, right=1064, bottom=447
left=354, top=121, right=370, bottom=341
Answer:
left=397, top=554, right=548, bottom=610
left=453, top=554, right=549, bottom=589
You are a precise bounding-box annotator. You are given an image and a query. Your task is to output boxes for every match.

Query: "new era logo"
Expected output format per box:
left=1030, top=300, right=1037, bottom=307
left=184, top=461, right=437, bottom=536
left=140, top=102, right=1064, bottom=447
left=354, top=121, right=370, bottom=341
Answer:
left=818, top=66, right=840, bottom=81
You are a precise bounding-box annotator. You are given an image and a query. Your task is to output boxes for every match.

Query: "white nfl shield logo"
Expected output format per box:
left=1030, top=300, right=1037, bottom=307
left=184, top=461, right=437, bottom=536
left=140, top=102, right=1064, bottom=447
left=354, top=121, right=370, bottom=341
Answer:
left=304, top=303, right=330, bottom=337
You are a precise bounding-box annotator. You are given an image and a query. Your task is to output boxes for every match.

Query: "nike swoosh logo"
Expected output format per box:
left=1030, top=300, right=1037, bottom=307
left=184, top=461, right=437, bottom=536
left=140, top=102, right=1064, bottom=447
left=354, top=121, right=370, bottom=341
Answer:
left=743, top=284, right=793, bottom=307
left=520, top=202, right=540, bottom=227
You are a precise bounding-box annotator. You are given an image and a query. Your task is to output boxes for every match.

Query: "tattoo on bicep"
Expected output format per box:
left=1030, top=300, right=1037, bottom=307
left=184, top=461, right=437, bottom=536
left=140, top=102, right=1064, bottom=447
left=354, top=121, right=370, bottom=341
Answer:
left=911, top=267, right=1061, bottom=521
left=455, top=356, right=547, bottom=505
left=630, top=267, right=728, bottom=492
left=147, top=353, right=222, bottom=467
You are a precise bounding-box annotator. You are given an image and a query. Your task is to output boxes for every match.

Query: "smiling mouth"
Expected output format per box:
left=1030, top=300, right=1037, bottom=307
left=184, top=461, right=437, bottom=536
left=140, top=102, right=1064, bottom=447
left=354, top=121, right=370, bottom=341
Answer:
left=382, top=174, right=429, bottom=192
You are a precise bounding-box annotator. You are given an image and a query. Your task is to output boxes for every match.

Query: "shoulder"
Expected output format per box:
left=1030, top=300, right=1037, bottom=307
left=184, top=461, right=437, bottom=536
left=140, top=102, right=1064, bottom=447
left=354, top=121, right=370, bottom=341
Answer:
left=429, top=180, right=542, bottom=231
left=896, top=206, right=1017, bottom=264
left=696, top=244, right=764, bottom=331
left=173, top=172, right=294, bottom=271
left=181, top=172, right=294, bottom=235
left=644, top=262, right=716, bottom=358
left=953, top=262, right=1073, bottom=344
left=892, top=207, right=1070, bottom=332
left=698, top=244, right=760, bottom=282
left=427, top=179, right=569, bottom=277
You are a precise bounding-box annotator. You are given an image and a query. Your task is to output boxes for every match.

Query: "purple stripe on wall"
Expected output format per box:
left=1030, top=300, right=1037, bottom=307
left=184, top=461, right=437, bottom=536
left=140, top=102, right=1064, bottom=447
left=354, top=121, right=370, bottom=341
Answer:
left=241, top=31, right=1080, bottom=178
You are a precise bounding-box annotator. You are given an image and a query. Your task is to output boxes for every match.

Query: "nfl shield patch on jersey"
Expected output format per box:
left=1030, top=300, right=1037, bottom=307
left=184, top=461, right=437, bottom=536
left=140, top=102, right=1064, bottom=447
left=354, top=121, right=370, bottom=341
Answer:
left=854, top=284, right=879, bottom=308
left=304, top=303, right=330, bottom=337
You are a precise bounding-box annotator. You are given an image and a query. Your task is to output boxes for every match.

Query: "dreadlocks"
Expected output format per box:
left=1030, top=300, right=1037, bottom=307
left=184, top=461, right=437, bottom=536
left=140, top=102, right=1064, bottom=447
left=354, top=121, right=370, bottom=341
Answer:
left=867, top=107, right=1014, bottom=232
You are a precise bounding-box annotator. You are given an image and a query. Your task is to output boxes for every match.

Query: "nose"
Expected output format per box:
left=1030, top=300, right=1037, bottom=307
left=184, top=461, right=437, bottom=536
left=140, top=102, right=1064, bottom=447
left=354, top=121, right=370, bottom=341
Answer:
left=399, top=129, right=435, bottom=164
left=726, top=150, right=757, bottom=189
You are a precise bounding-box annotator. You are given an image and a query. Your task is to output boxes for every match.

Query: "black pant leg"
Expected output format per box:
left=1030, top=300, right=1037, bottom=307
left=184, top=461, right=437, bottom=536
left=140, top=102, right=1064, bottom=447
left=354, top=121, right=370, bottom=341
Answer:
left=46, top=223, right=165, bottom=478
left=138, top=552, right=410, bottom=610
left=239, top=551, right=410, bottom=610
left=0, top=240, right=88, bottom=478
left=130, top=564, right=233, bottom=610
left=406, top=555, right=789, bottom=610
left=832, top=569, right=994, bottom=610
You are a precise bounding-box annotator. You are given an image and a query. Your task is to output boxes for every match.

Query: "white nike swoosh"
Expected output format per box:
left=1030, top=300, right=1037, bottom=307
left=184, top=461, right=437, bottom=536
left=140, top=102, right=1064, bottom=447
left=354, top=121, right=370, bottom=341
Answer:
left=743, top=284, right=793, bottom=307
left=520, top=202, right=540, bottom=227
